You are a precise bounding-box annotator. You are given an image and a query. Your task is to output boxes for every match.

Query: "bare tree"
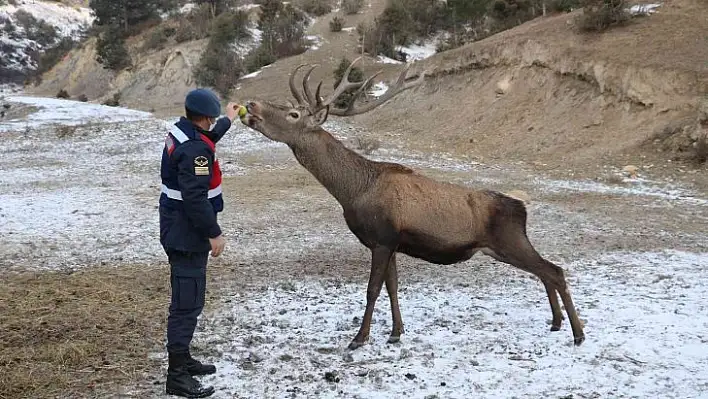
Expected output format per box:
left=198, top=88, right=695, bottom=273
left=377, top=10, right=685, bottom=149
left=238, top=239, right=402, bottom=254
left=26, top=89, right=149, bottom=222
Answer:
left=239, top=58, right=585, bottom=349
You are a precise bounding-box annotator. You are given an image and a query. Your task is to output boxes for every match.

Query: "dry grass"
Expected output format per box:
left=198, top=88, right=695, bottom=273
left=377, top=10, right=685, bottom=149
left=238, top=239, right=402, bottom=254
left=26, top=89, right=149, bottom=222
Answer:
left=0, top=266, right=170, bottom=398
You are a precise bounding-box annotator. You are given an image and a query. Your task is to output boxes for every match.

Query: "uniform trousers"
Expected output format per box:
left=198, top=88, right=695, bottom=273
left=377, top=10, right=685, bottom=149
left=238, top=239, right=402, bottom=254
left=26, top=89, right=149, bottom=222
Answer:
left=165, top=249, right=209, bottom=354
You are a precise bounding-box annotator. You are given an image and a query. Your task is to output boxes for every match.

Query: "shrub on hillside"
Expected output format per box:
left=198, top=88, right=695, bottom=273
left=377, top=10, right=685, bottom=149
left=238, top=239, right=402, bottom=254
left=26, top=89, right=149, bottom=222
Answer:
left=193, top=10, right=251, bottom=97
left=259, top=1, right=308, bottom=58
left=90, top=0, right=166, bottom=36
left=78, top=94, right=89, bottom=102
left=357, top=20, right=396, bottom=60
left=194, top=47, right=243, bottom=97
left=29, top=37, right=77, bottom=85
left=332, top=57, right=367, bottom=109
left=300, top=0, right=332, bottom=16
left=548, top=0, right=581, bottom=12
left=357, top=0, right=449, bottom=59
left=174, top=3, right=212, bottom=42
left=2, top=18, right=16, bottom=36
left=56, top=89, right=70, bottom=99
left=209, top=10, right=251, bottom=44
left=96, top=24, right=132, bottom=70
left=342, top=0, right=364, bottom=15
left=577, top=0, right=631, bottom=32
left=13, top=9, right=59, bottom=47
left=103, top=92, right=121, bottom=107
left=329, top=16, right=344, bottom=32
left=142, top=25, right=176, bottom=51
left=244, top=44, right=277, bottom=73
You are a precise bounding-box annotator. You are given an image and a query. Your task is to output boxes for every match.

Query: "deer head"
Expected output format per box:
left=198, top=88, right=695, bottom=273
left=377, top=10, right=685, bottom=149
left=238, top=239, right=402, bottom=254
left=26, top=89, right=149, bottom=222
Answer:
left=240, top=57, right=427, bottom=145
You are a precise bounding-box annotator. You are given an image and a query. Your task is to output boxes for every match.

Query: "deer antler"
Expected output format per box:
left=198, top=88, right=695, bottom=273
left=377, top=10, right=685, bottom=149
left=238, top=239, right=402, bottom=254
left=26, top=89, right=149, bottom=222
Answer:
left=288, top=57, right=427, bottom=117
left=289, top=64, right=308, bottom=106
left=329, top=63, right=425, bottom=116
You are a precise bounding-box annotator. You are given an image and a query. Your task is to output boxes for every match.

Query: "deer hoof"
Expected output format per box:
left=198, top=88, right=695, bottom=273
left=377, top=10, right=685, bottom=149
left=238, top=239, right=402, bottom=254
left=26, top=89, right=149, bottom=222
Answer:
left=574, top=335, right=586, bottom=346
left=348, top=340, right=367, bottom=350
left=550, top=325, right=561, bottom=332
left=387, top=335, right=401, bottom=344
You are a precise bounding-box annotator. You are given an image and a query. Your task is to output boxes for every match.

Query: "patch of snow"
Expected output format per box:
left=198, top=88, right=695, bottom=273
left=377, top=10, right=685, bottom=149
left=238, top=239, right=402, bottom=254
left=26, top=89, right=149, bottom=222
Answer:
left=0, top=96, right=153, bottom=132
left=369, top=82, right=389, bottom=97
left=536, top=176, right=708, bottom=206
left=629, top=3, right=661, bottom=15
left=180, top=2, right=197, bottom=14
left=342, top=26, right=356, bottom=32
left=234, top=27, right=262, bottom=55
left=241, top=69, right=262, bottom=79
left=376, top=55, right=403, bottom=65
left=0, top=0, right=94, bottom=38
left=395, top=41, right=437, bottom=62
left=306, top=34, right=323, bottom=51
left=237, top=4, right=262, bottom=11
left=173, top=249, right=708, bottom=398
left=0, top=97, right=304, bottom=270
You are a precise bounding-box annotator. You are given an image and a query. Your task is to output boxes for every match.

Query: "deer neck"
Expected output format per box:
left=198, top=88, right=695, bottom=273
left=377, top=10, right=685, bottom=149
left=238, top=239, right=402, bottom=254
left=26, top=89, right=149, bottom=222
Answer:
left=289, top=128, right=378, bottom=208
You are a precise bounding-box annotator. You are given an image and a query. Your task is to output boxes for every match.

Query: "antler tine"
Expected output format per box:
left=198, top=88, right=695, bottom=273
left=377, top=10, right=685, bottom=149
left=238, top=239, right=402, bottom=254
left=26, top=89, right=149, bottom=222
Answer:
left=336, top=71, right=383, bottom=114
left=329, top=64, right=427, bottom=117
left=289, top=64, right=309, bottom=106
left=320, top=56, right=367, bottom=108
left=302, top=65, right=319, bottom=106
left=315, top=81, right=324, bottom=108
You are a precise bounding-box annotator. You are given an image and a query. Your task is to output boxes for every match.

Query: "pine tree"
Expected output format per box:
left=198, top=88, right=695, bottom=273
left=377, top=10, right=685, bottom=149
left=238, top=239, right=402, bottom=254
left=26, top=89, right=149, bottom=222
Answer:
left=95, top=24, right=131, bottom=70
left=89, top=0, right=163, bottom=33
left=194, top=0, right=231, bottom=18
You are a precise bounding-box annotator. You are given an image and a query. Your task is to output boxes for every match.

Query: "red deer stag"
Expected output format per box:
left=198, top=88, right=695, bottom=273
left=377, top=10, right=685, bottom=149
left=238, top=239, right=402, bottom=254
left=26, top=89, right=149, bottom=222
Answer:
left=239, top=57, right=585, bottom=349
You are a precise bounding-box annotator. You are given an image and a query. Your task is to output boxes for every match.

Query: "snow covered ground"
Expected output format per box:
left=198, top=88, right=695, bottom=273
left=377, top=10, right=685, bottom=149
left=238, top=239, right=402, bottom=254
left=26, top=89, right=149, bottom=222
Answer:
left=0, top=96, right=282, bottom=270
left=155, top=249, right=708, bottom=399
left=3, top=94, right=708, bottom=398
left=0, top=96, right=153, bottom=131
left=2, top=95, right=707, bottom=271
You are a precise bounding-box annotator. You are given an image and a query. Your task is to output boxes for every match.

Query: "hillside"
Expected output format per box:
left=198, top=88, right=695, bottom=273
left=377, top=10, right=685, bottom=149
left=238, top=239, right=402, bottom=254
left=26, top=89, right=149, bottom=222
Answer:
left=0, top=0, right=93, bottom=84
left=353, top=0, right=708, bottom=180
left=25, top=0, right=708, bottom=180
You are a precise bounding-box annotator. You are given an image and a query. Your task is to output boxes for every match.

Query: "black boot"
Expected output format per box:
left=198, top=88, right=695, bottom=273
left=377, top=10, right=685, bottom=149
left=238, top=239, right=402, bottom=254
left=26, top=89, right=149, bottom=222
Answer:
left=166, top=353, right=215, bottom=398
left=185, top=351, right=217, bottom=376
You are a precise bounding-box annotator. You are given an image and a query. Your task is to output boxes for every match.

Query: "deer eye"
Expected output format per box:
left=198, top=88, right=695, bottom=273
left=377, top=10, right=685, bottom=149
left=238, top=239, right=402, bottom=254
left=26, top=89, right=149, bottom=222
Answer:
left=288, top=111, right=300, bottom=119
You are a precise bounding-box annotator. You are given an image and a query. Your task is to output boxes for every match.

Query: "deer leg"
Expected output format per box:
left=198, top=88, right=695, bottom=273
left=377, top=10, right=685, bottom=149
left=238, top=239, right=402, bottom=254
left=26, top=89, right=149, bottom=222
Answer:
left=551, top=266, right=585, bottom=345
left=349, top=246, right=393, bottom=350
left=385, top=253, right=404, bottom=344
left=482, top=248, right=563, bottom=332
left=489, top=233, right=585, bottom=346
left=543, top=281, right=564, bottom=332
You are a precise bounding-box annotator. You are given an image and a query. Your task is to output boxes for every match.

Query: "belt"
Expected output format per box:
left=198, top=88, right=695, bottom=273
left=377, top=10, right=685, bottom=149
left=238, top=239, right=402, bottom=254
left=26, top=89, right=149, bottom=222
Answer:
left=161, top=184, right=222, bottom=200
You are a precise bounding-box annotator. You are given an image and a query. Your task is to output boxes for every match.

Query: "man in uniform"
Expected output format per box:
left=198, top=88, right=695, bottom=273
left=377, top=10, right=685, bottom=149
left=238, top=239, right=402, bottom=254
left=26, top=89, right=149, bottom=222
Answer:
left=159, top=88, right=239, bottom=398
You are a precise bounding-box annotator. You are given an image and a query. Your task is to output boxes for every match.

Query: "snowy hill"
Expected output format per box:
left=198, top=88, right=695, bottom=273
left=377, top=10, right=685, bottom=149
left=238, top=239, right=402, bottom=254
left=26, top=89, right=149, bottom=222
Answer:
left=0, top=0, right=93, bottom=84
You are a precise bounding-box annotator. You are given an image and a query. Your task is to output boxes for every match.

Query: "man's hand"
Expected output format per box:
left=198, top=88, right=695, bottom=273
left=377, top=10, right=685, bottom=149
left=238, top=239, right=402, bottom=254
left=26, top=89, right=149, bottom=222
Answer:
left=209, top=235, right=226, bottom=257
left=225, top=102, right=240, bottom=122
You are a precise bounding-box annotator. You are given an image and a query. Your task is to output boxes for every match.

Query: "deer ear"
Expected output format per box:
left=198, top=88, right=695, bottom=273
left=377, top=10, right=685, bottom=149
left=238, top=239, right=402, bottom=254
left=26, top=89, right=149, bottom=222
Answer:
left=310, top=106, right=329, bottom=126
